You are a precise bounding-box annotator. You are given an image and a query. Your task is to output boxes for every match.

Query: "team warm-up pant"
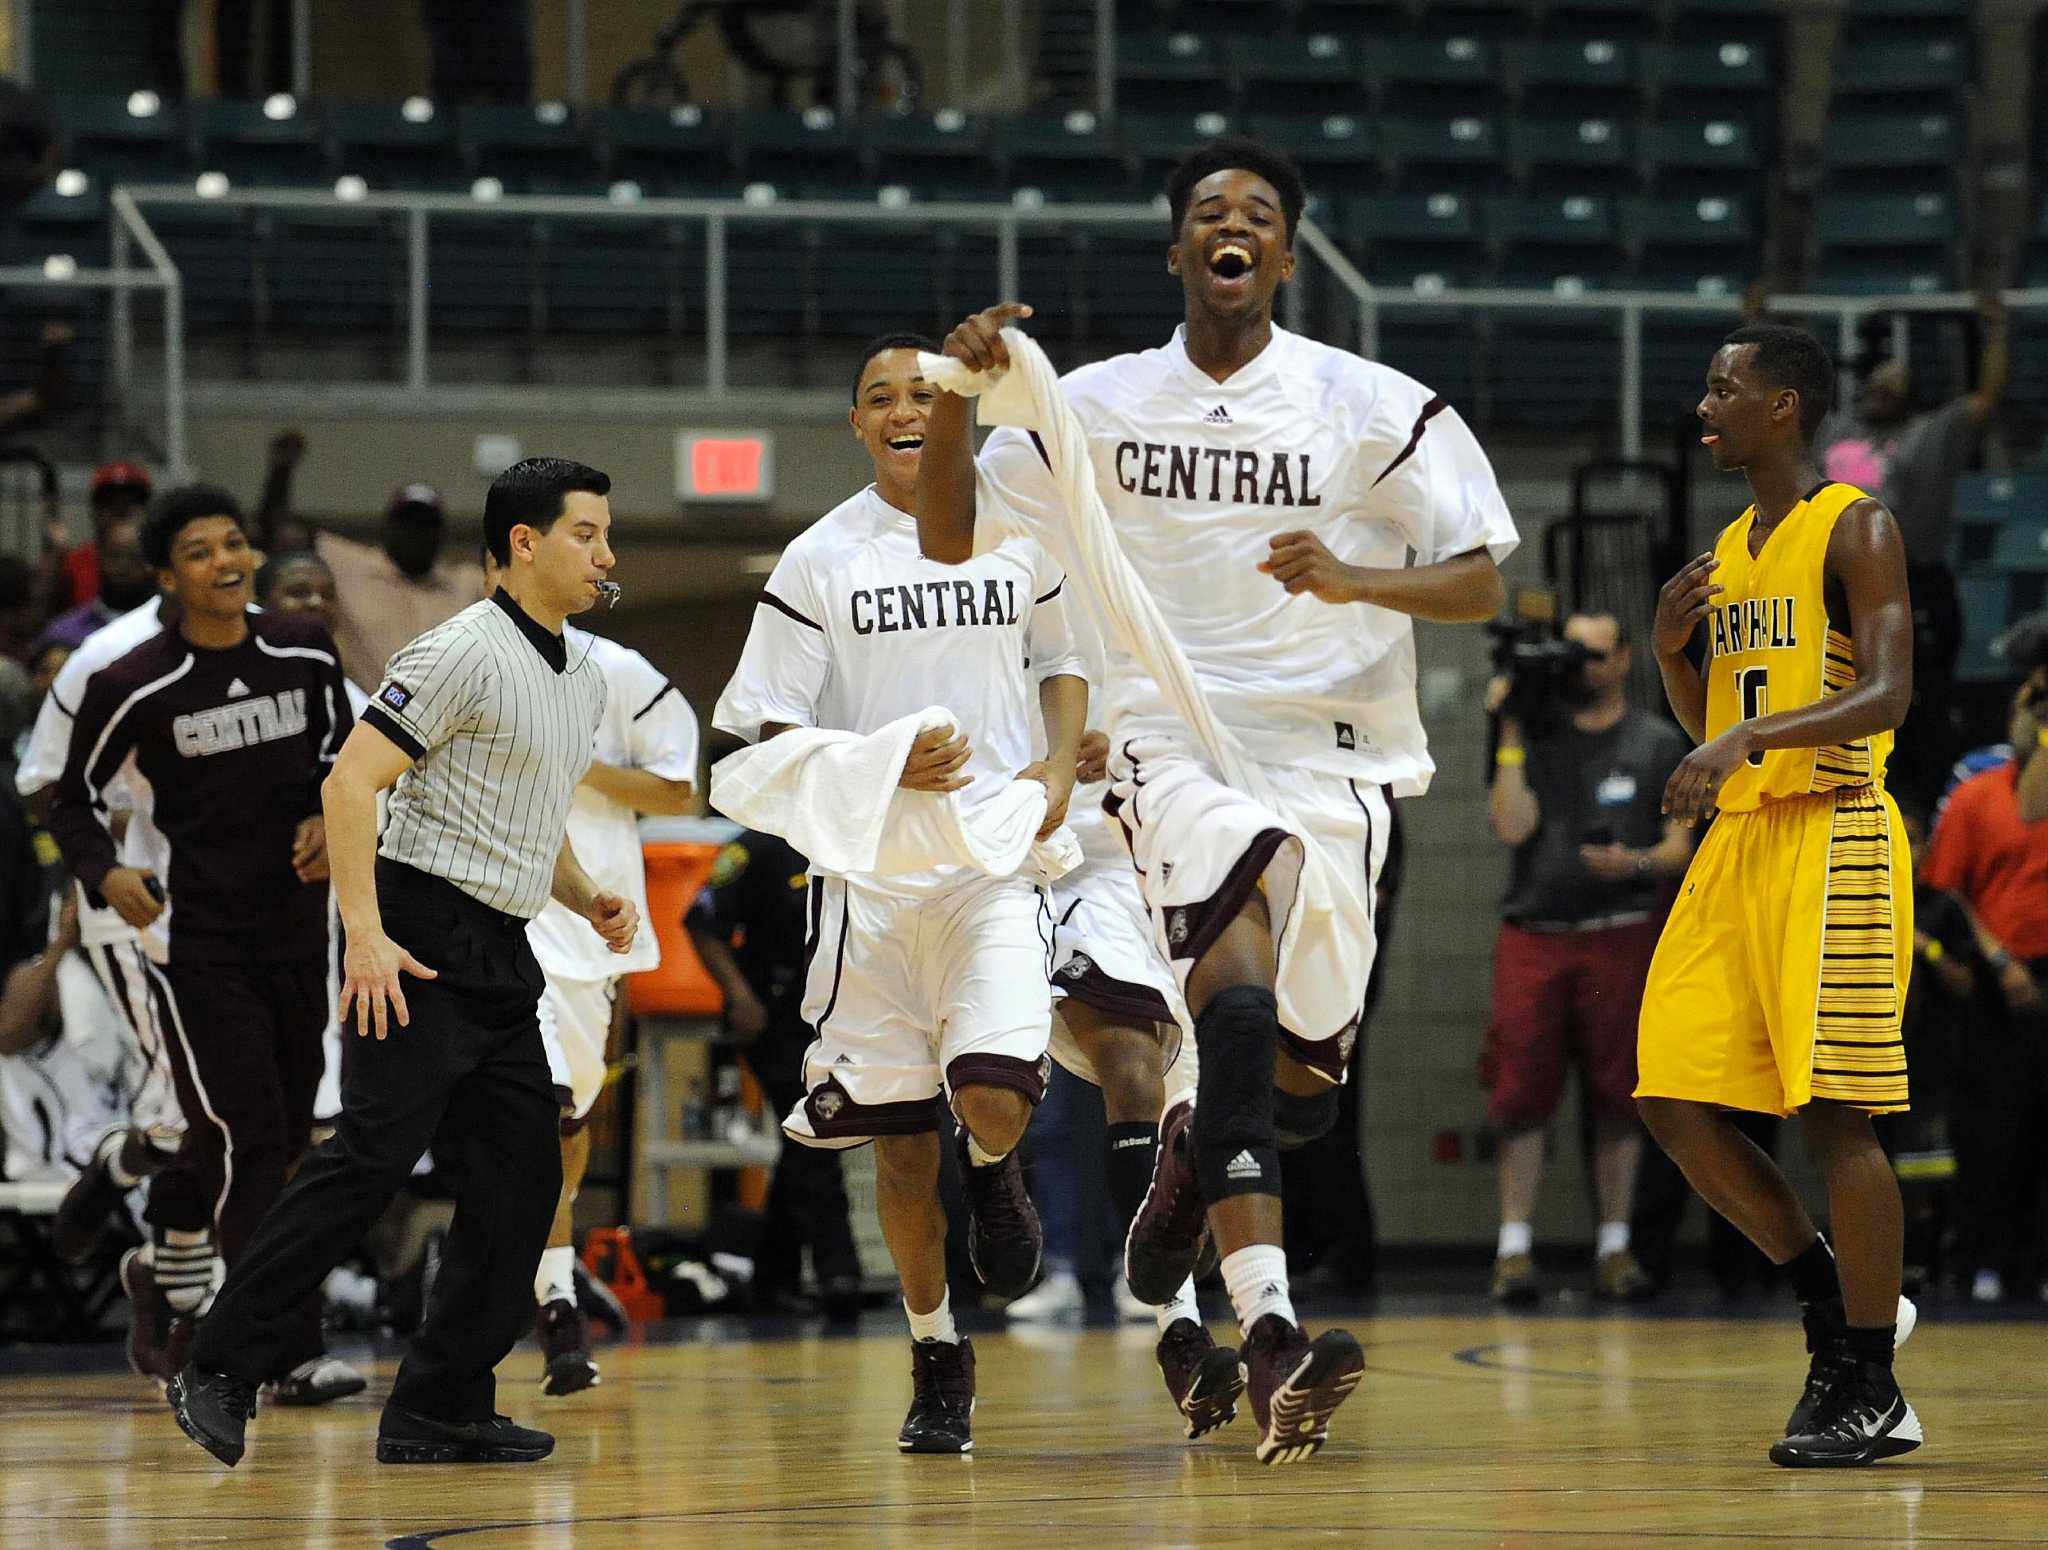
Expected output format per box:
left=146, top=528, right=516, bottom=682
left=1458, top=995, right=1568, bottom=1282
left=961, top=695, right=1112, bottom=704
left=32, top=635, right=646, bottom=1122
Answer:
left=193, top=859, right=560, bottom=1421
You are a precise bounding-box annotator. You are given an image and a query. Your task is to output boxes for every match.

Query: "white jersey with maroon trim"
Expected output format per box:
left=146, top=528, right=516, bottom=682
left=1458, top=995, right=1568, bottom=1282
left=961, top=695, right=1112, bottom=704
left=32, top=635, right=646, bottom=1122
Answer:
left=976, top=323, right=1518, bottom=796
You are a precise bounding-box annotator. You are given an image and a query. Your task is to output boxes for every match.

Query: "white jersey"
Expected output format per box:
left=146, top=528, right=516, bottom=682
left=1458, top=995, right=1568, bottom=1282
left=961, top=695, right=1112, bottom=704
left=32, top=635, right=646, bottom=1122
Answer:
left=977, top=323, right=1518, bottom=796
left=0, top=947, right=139, bottom=1182
left=527, top=629, right=699, bottom=980
left=714, top=483, right=1089, bottom=898
left=16, top=599, right=171, bottom=953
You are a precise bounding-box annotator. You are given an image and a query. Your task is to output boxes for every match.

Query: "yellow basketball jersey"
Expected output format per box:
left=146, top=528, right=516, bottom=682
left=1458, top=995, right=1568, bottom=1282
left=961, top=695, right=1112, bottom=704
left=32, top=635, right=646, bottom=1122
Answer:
left=1703, top=480, right=1891, bottom=813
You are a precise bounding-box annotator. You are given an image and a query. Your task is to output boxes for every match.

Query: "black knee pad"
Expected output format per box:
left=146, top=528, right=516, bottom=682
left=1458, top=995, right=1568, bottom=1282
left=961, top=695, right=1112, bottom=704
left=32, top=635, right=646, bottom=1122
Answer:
left=1273, top=1085, right=1340, bottom=1150
left=1193, top=985, right=1282, bottom=1201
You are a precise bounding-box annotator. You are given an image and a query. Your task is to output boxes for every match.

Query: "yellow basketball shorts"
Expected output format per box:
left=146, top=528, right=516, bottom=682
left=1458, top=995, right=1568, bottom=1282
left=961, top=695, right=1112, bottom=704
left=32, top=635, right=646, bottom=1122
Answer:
left=1636, top=784, right=1911, bottom=1117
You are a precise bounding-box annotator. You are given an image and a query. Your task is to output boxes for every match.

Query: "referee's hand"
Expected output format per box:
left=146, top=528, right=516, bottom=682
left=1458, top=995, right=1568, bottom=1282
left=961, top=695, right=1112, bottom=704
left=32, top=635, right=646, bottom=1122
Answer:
left=340, top=930, right=438, bottom=1041
left=588, top=892, right=639, bottom=955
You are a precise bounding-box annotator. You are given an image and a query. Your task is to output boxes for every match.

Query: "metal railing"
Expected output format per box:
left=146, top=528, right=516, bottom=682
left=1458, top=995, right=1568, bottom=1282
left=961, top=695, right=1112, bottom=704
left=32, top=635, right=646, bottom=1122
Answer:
left=91, top=182, right=2039, bottom=472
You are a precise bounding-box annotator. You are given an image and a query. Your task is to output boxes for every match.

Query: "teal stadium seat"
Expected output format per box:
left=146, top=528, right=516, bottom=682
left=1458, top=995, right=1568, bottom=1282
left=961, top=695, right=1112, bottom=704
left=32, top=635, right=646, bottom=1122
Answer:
left=1624, top=194, right=1751, bottom=289
left=1831, top=40, right=1970, bottom=102
left=1813, top=192, right=1955, bottom=295
left=1819, top=110, right=1960, bottom=192
left=588, top=106, right=734, bottom=198
left=1643, top=117, right=1759, bottom=192
left=49, top=92, right=187, bottom=186
left=1380, top=113, right=1502, bottom=190
left=1489, top=194, right=1622, bottom=288
left=1506, top=116, right=1635, bottom=192
left=149, top=204, right=259, bottom=332
left=1122, top=110, right=1242, bottom=184
left=458, top=102, right=602, bottom=194
left=992, top=112, right=1132, bottom=202
left=188, top=97, right=327, bottom=187
left=1244, top=113, right=1378, bottom=198
left=861, top=111, right=993, bottom=202
left=1413, top=0, right=1540, bottom=39
left=1117, top=31, right=1230, bottom=116
left=1513, top=38, right=1640, bottom=114
left=1347, top=191, right=1482, bottom=288
left=266, top=209, right=399, bottom=333
left=541, top=217, right=695, bottom=340
left=324, top=101, right=465, bottom=191
left=1365, top=36, right=1502, bottom=113
left=730, top=109, right=865, bottom=200
left=2, top=182, right=110, bottom=267
left=1224, top=34, right=1361, bottom=118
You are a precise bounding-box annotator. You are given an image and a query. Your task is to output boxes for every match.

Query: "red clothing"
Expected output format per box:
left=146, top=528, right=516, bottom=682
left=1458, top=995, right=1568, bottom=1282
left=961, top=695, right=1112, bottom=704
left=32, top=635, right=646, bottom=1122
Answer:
left=1924, top=761, right=2048, bottom=960
left=1480, top=918, right=1660, bottom=1132
left=60, top=543, right=98, bottom=608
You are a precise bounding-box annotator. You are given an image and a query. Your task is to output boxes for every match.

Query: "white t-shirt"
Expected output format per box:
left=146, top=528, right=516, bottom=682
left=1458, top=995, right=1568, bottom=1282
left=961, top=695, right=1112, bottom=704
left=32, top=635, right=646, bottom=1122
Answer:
left=0, top=946, right=138, bottom=1182
left=714, top=484, right=1089, bottom=898
left=16, top=599, right=171, bottom=952
left=976, top=324, right=1518, bottom=796
left=526, top=629, right=700, bottom=981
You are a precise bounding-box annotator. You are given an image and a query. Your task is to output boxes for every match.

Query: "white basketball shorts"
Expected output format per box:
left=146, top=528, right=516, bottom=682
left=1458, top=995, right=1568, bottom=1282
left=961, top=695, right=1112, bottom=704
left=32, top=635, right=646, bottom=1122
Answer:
left=539, top=973, right=618, bottom=1121
left=1104, top=734, right=1390, bottom=1081
left=1048, top=846, right=1195, bottom=1106
left=784, top=873, right=1054, bottom=1150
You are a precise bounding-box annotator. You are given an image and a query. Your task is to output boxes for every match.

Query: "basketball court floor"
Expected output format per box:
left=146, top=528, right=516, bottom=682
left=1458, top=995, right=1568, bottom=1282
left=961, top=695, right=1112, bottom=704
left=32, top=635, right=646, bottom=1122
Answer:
left=2, top=1298, right=2042, bottom=1548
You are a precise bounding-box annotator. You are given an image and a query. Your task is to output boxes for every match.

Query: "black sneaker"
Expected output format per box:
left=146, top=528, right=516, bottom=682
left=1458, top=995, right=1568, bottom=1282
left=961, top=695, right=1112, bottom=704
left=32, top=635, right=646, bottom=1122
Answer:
left=537, top=1298, right=600, bottom=1395
left=1769, top=1360, right=1922, bottom=1468
left=376, top=1405, right=555, bottom=1464
left=55, top=1129, right=156, bottom=1263
left=1242, top=1313, right=1365, bottom=1466
left=1787, top=1295, right=1918, bottom=1437
left=956, top=1132, right=1042, bottom=1299
left=1124, top=1101, right=1208, bottom=1306
left=167, top=1364, right=259, bottom=1468
left=1156, top=1318, right=1244, bottom=1439
left=898, top=1336, right=975, bottom=1454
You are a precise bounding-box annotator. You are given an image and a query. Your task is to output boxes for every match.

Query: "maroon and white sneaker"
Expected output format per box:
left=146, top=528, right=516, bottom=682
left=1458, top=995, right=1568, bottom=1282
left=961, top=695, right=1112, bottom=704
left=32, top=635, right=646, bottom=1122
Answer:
left=1124, top=1101, right=1209, bottom=1306
left=1242, top=1313, right=1364, bottom=1465
left=120, top=1248, right=179, bottom=1386
left=537, top=1299, right=600, bottom=1395
left=1156, top=1318, right=1244, bottom=1439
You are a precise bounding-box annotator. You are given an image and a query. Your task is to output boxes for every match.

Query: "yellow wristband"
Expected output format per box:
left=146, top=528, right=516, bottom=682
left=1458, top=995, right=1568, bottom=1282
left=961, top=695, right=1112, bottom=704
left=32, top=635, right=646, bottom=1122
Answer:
left=1922, top=939, right=1944, bottom=964
left=2036, top=727, right=2048, bottom=750
left=1495, top=746, right=1526, bottom=768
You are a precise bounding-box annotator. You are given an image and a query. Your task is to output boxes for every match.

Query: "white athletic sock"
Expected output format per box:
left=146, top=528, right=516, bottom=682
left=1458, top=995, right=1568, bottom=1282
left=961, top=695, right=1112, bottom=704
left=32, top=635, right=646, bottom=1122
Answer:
left=1221, top=1245, right=1294, bottom=1336
left=156, top=1229, right=213, bottom=1313
left=905, top=1288, right=958, bottom=1344
left=1595, top=1221, right=1631, bottom=1259
left=100, top=1129, right=141, bottom=1189
left=1497, top=1221, right=1533, bottom=1259
left=534, top=1244, right=577, bottom=1308
left=1155, top=1274, right=1200, bottom=1332
left=966, top=1134, right=1008, bottom=1167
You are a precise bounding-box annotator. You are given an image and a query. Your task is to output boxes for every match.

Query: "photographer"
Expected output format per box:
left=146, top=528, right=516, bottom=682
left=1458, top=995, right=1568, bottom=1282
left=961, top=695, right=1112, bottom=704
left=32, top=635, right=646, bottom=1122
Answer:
left=1482, top=612, right=1693, bottom=1304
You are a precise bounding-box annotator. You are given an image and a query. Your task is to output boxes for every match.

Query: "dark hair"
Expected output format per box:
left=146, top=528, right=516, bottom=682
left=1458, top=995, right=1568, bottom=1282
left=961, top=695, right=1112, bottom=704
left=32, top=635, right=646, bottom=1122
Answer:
left=1721, top=324, right=1835, bottom=440
left=142, top=484, right=244, bottom=569
left=851, top=332, right=939, bottom=404
left=482, top=457, right=610, bottom=566
left=256, top=548, right=331, bottom=603
left=1166, top=136, right=1306, bottom=242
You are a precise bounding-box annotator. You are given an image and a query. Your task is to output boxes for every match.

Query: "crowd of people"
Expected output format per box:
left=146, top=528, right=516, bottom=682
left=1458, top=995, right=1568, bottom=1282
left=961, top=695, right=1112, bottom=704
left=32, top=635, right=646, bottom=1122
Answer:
left=0, top=134, right=2039, bottom=1479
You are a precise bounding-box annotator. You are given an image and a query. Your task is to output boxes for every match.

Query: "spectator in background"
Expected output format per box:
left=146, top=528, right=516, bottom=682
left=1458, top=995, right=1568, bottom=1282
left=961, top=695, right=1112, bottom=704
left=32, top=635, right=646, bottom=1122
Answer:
left=687, top=828, right=863, bottom=1319
left=1921, top=659, right=2048, bottom=1302
left=0, top=320, right=70, bottom=438
left=314, top=480, right=484, bottom=692
left=417, top=0, right=531, bottom=104
left=1816, top=293, right=2010, bottom=803
left=1483, top=613, right=1693, bottom=1305
left=49, top=461, right=152, bottom=615
left=36, top=500, right=157, bottom=654
left=252, top=428, right=314, bottom=556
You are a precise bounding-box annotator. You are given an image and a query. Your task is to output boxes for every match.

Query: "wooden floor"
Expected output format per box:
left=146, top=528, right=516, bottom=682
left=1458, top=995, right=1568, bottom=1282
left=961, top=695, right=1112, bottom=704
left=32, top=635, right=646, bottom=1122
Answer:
left=2, top=1304, right=2044, bottom=1548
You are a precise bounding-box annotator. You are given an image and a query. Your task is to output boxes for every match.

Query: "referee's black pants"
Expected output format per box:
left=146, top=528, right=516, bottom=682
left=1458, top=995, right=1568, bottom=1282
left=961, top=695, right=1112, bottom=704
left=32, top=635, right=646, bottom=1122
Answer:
left=194, top=861, right=561, bottom=1423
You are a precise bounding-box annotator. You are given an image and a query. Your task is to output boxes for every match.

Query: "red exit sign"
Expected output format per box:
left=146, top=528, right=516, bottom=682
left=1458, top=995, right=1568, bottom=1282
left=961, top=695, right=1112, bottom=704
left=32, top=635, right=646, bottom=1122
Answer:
left=676, top=431, right=774, bottom=503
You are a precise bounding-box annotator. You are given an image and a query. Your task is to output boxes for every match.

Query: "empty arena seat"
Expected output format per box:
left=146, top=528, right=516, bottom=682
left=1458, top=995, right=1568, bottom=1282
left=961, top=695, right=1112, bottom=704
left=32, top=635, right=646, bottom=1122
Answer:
left=2, top=182, right=110, bottom=267
left=459, top=102, right=602, bottom=193
left=1365, top=36, right=1501, bottom=111
left=992, top=111, right=1132, bottom=202
left=48, top=92, right=187, bottom=185
left=1820, top=111, right=1962, bottom=189
left=1224, top=34, right=1360, bottom=117
left=1117, top=30, right=1230, bottom=115
left=1814, top=190, right=1955, bottom=252
left=1831, top=39, right=1970, bottom=101
left=1122, top=109, right=1242, bottom=182
left=1489, top=194, right=1622, bottom=287
left=188, top=97, right=327, bottom=187
left=861, top=110, right=992, bottom=201
left=1624, top=193, right=1750, bottom=289
left=1493, top=313, right=1625, bottom=428
left=1244, top=113, right=1378, bottom=196
left=1839, top=0, right=1974, bottom=43
left=1513, top=38, right=1640, bottom=112
left=427, top=213, right=538, bottom=335
left=540, top=216, right=695, bottom=339
left=588, top=105, right=733, bottom=197
left=1381, top=113, right=1502, bottom=189
left=1346, top=191, right=1482, bottom=287
left=731, top=109, right=867, bottom=201
left=1642, top=117, right=1759, bottom=192
left=1506, top=116, right=1635, bottom=190
left=149, top=204, right=258, bottom=331
left=324, top=100, right=465, bottom=191
left=1413, top=0, right=1539, bottom=38
left=264, top=208, right=400, bottom=333
left=1295, top=0, right=1410, bottom=33
left=1648, top=38, right=1775, bottom=115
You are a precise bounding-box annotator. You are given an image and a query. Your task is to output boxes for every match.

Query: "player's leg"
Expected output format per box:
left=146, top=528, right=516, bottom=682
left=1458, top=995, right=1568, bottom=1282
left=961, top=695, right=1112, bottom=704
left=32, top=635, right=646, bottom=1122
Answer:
left=873, top=1128, right=976, bottom=1454
left=532, top=975, right=612, bottom=1396
left=1580, top=921, right=1659, bottom=1301
left=1480, top=922, right=1573, bottom=1304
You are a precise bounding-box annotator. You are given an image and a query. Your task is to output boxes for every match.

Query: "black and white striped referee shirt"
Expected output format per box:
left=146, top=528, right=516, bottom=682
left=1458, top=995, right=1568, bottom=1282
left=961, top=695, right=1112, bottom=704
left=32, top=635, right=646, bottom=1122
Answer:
left=360, top=589, right=605, bottom=920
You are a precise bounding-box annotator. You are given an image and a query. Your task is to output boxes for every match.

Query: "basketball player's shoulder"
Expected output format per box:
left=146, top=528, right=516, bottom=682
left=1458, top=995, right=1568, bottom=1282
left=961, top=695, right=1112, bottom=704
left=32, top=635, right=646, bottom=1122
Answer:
left=1286, top=329, right=1431, bottom=409
left=1058, top=345, right=1174, bottom=423
left=89, top=620, right=184, bottom=692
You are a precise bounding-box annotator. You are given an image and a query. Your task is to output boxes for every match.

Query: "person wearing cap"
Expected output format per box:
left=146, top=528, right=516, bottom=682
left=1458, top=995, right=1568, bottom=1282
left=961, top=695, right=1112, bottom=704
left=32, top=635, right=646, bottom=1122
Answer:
left=315, top=482, right=485, bottom=692
left=38, top=494, right=158, bottom=653
left=51, top=461, right=152, bottom=613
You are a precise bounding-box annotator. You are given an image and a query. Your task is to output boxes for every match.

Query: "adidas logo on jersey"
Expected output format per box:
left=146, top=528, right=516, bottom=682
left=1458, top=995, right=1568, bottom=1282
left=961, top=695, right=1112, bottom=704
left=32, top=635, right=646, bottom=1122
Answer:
left=226, top=677, right=250, bottom=697
left=1225, top=1149, right=1263, bottom=1180
left=1203, top=404, right=1232, bottom=425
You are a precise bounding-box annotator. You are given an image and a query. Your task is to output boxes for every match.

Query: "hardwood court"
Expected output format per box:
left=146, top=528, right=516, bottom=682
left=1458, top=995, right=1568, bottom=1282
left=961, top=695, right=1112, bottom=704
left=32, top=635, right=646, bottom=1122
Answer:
left=2, top=1308, right=2043, bottom=1548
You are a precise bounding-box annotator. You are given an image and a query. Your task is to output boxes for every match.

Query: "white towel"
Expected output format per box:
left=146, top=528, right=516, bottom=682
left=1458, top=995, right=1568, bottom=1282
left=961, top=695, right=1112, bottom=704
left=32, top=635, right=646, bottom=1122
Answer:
left=918, top=333, right=1359, bottom=1032
left=709, top=706, right=1081, bottom=884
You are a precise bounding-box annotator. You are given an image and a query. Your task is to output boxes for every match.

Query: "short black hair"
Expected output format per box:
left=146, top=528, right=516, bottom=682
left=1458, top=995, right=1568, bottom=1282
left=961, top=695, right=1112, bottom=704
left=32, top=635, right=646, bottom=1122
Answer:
left=482, top=457, right=610, bottom=566
left=256, top=548, right=330, bottom=603
left=142, top=484, right=244, bottom=569
left=851, top=332, right=938, bottom=404
left=1721, top=324, right=1835, bottom=440
left=1166, top=136, right=1306, bottom=242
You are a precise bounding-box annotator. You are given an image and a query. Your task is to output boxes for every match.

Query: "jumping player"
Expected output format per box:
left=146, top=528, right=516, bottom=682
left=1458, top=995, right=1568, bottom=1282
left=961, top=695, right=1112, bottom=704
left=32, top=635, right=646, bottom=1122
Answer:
left=714, top=333, right=1088, bottom=1455
left=1637, top=324, right=1921, bottom=1468
left=916, top=138, right=1516, bottom=1463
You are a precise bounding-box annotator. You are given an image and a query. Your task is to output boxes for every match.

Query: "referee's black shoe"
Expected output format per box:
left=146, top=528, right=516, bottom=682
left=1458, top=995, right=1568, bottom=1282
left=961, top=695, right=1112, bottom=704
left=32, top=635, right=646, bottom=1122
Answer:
left=167, top=1364, right=259, bottom=1467
left=376, top=1406, right=555, bottom=1464
left=956, top=1131, right=1041, bottom=1298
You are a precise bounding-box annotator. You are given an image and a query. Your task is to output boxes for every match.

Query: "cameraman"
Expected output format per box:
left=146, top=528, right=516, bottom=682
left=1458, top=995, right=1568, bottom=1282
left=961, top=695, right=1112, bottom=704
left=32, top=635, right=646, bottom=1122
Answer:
left=1482, top=613, right=1693, bottom=1304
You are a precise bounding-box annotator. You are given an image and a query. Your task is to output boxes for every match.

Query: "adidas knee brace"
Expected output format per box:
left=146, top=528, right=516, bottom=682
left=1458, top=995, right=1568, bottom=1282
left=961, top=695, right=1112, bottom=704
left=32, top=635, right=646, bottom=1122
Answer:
left=1192, top=984, right=1282, bottom=1201
left=1273, top=1085, right=1340, bottom=1150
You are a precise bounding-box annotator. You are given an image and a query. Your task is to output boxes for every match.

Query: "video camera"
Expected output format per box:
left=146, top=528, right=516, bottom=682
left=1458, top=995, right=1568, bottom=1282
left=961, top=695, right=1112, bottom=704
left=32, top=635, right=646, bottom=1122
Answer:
left=1486, top=616, right=1597, bottom=736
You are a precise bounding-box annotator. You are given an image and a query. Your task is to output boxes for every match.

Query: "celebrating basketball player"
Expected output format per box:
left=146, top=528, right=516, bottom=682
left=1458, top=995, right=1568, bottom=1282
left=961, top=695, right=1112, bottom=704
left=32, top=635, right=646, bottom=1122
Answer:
left=712, top=333, right=1089, bottom=1456
left=915, top=138, right=1518, bottom=1463
left=1636, top=324, right=1921, bottom=1468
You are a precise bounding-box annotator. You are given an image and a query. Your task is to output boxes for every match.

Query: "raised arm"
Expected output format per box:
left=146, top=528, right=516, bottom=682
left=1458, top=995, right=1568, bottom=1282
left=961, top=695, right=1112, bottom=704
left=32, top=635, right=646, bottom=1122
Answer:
left=913, top=302, right=1034, bottom=564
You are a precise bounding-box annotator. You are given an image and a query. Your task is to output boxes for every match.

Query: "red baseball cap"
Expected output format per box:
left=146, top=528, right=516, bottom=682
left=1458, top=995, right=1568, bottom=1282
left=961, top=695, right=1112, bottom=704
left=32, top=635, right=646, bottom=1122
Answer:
left=387, top=482, right=444, bottom=520
left=90, top=461, right=152, bottom=497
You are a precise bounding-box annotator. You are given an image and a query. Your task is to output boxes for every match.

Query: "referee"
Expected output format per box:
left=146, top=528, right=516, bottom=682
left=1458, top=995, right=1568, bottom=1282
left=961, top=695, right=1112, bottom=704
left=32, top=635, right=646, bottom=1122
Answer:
left=169, top=458, right=637, bottom=1468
